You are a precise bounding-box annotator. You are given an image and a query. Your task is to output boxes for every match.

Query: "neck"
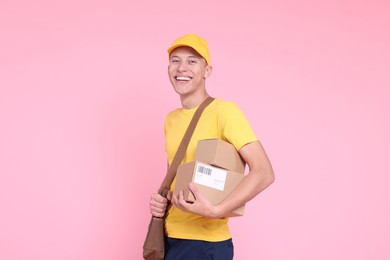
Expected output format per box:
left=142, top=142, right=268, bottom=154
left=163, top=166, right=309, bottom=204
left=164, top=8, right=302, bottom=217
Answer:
left=180, top=92, right=210, bottom=109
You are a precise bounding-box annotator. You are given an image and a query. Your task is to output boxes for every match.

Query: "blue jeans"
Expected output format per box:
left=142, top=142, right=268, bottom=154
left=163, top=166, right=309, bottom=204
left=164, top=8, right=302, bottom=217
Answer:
left=164, top=237, right=234, bottom=260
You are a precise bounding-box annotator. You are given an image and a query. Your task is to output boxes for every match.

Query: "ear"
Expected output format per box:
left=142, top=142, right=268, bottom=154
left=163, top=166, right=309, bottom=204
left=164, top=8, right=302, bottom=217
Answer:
left=204, top=65, right=213, bottom=79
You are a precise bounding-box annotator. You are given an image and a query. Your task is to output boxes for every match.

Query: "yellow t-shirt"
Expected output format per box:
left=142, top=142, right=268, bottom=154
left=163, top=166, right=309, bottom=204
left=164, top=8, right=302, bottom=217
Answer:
left=164, top=98, right=258, bottom=241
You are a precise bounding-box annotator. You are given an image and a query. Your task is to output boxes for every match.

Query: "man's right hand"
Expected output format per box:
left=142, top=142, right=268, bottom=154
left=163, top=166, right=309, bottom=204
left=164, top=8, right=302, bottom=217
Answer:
left=149, top=192, right=171, bottom=218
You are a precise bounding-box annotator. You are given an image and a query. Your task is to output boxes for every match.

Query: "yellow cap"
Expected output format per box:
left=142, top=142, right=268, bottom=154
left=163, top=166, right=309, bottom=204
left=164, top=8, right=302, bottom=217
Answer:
left=167, top=33, right=210, bottom=64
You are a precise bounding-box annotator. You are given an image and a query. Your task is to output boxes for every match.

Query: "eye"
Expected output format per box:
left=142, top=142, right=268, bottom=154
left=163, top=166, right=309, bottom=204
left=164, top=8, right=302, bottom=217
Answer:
left=170, top=59, right=180, bottom=63
left=188, top=59, right=197, bottom=64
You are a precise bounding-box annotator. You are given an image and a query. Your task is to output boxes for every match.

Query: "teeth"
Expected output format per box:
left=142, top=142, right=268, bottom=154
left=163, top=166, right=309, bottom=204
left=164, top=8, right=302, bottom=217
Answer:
left=176, top=76, right=191, bottom=81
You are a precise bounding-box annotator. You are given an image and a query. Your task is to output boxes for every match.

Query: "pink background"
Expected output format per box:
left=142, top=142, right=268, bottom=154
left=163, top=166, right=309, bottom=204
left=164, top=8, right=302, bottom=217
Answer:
left=1, top=0, right=389, bottom=259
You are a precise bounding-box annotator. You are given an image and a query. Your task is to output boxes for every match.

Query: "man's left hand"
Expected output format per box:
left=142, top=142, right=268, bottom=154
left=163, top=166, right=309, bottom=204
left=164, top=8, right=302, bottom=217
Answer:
left=171, top=182, right=222, bottom=219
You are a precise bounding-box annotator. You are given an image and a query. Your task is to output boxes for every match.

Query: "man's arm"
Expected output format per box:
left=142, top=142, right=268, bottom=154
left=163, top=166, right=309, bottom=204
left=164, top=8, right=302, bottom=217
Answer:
left=172, top=140, right=275, bottom=218
left=149, top=162, right=172, bottom=217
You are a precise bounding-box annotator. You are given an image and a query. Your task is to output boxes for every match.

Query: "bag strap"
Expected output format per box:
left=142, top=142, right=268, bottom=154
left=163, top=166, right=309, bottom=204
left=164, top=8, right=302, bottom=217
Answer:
left=158, top=97, right=215, bottom=197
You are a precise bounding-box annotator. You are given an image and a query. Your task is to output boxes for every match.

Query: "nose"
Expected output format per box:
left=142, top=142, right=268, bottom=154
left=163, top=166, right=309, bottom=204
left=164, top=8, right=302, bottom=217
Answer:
left=177, top=61, right=188, bottom=72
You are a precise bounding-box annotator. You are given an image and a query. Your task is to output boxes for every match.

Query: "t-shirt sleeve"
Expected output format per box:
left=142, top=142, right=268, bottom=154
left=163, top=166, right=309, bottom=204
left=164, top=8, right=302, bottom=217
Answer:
left=164, top=114, right=169, bottom=155
left=218, top=101, right=258, bottom=151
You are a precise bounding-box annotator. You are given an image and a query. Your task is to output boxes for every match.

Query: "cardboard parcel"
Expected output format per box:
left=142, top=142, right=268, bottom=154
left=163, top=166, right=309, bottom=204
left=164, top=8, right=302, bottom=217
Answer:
left=174, top=139, right=246, bottom=217
left=195, top=138, right=245, bottom=173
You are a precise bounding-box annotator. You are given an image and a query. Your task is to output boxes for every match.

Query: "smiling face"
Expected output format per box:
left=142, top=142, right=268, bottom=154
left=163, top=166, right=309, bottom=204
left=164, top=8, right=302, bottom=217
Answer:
left=168, top=46, right=212, bottom=101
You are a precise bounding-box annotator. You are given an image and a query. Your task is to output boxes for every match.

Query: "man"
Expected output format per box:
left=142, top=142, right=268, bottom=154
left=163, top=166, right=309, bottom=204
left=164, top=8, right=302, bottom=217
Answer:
left=149, top=33, right=274, bottom=259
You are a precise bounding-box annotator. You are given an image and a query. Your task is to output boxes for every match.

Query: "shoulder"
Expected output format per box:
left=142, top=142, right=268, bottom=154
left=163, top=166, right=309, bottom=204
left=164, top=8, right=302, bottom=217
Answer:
left=165, top=107, right=182, bottom=120
left=212, top=98, right=244, bottom=117
left=213, top=98, right=241, bottom=112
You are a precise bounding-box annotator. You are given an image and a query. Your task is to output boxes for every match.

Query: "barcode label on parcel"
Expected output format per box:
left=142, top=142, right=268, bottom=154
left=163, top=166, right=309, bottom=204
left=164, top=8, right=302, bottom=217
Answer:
left=194, top=163, right=227, bottom=191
